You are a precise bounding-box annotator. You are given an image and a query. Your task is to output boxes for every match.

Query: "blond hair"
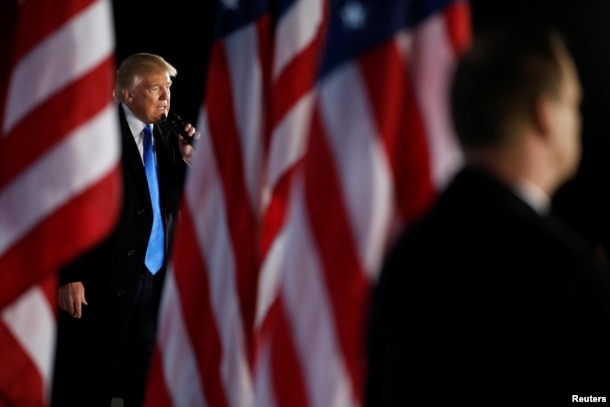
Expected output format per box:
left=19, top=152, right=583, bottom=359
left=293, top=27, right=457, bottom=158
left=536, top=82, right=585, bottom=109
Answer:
left=114, top=53, right=178, bottom=103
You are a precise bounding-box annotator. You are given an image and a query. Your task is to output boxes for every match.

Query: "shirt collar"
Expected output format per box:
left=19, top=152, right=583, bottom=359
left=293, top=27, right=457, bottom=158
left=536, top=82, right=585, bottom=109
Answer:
left=121, top=104, right=151, bottom=138
left=513, top=178, right=551, bottom=216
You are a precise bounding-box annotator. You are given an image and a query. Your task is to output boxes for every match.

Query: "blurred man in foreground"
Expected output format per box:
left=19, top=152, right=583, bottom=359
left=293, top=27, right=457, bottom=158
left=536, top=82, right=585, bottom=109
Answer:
left=365, top=26, right=610, bottom=406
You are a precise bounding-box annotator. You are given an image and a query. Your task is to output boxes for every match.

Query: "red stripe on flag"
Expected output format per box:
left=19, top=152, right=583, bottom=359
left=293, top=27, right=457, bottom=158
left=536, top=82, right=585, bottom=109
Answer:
left=1, top=1, right=121, bottom=405
left=260, top=161, right=302, bottom=258
left=261, top=2, right=328, bottom=260
left=304, top=108, right=370, bottom=400
left=171, top=206, right=231, bottom=407
left=444, top=1, right=472, bottom=56
left=0, top=59, right=115, bottom=188
left=205, top=43, right=261, bottom=348
left=0, top=273, right=57, bottom=407
left=359, top=42, right=436, bottom=224
left=0, top=162, right=120, bottom=310
left=144, top=345, right=173, bottom=407
left=270, top=34, right=326, bottom=133
left=0, top=318, right=45, bottom=406
left=11, top=0, right=97, bottom=60
left=257, top=15, right=274, bottom=157
left=267, top=300, right=310, bottom=407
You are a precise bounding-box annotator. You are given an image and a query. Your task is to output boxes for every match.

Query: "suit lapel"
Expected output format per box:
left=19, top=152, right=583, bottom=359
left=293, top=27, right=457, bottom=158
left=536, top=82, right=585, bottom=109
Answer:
left=119, top=106, right=151, bottom=202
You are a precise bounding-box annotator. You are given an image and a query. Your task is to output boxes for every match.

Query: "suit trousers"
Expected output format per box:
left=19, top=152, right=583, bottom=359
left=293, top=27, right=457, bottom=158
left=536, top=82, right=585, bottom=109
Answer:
left=52, top=267, right=161, bottom=407
left=118, top=267, right=160, bottom=407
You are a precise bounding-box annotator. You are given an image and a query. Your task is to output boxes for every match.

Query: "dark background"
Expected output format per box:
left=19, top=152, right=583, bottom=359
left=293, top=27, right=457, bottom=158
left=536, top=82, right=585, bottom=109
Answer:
left=469, top=0, right=610, bottom=253
left=111, top=1, right=217, bottom=124
left=111, top=0, right=610, bottom=251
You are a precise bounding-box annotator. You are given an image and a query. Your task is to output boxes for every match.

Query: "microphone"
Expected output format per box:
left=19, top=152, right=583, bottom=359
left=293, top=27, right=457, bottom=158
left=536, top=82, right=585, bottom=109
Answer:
left=159, top=111, right=197, bottom=146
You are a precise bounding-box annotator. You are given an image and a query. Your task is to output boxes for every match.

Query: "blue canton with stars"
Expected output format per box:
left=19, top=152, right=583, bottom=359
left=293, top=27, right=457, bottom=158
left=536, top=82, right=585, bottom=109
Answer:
left=320, top=0, right=458, bottom=78
left=213, top=0, right=300, bottom=39
left=213, top=0, right=270, bottom=39
left=213, top=0, right=458, bottom=78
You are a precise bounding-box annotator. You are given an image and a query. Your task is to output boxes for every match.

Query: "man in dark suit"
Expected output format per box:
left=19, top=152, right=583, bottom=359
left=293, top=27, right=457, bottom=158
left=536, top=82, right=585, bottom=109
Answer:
left=365, top=26, right=610, bottom=406
left=51, top=53, right=196, bottom=407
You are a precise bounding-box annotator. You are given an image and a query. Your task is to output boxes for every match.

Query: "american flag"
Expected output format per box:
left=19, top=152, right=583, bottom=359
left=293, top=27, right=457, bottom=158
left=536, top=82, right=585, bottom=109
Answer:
left=146, top=0, right=470, bottom=406
left=145, top=1, right=271, bottom=404
left=0, top=0, right=121, bottom=405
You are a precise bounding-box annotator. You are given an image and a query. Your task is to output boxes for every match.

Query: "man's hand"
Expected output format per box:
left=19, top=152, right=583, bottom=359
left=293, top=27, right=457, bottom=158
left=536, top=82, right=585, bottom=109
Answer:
left=179, top=122, right=199, bottom=164
left=58, top=282, right=88, bottom=319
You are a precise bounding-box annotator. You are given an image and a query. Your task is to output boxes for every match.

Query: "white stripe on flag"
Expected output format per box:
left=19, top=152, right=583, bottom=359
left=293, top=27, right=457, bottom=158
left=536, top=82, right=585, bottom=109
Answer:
left=188, top=112, right=253, bottom=407
left=2, top=286, right=56, bottom=401
left=252, top=338, right=278, bottom=407
left=0, top=104, right=120, bottom=257
left=273, top=0, right=324, bottom=79
left=225, top=26, right=265, bottom=212
left=319, top=65, right=393, bottom=277
left=3, top=0, right=114, bottom=134
left=157, top=268, right=208, bottom=407
left=265, top=91, right=314, bottom=205
left=282, top=179, right=358, bottom=407
left=408, top=13, right=463, bottom=189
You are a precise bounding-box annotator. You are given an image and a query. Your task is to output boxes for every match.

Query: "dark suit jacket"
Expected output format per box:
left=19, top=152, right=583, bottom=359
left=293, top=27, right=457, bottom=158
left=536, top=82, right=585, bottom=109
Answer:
left=53, top=104, right=187, bottom=400
left=365, top=167, right=610, bottom=406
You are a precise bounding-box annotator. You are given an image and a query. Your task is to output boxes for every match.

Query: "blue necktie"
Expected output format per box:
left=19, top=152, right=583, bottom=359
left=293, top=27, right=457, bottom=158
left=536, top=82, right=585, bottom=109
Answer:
left=143, top=125, right=164, bottom=274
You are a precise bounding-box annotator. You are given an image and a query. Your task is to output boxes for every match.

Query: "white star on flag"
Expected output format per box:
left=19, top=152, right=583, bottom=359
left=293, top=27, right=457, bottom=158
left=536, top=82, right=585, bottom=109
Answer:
left=341, top=2, right=367, bottom=30
left=222, top=0, right=240, bottom=10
